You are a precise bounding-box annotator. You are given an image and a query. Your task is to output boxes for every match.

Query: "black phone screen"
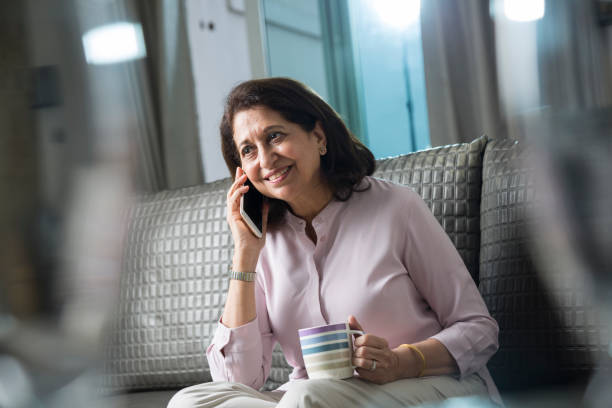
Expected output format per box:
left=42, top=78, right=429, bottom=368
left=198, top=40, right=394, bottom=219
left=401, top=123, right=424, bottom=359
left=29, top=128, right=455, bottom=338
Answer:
left=243, top=178, right=263, bottom=232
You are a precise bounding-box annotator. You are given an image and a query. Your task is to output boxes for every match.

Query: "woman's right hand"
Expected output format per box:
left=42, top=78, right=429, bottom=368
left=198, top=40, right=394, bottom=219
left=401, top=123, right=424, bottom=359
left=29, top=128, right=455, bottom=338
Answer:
left=226, top=167, right=269, bottom=271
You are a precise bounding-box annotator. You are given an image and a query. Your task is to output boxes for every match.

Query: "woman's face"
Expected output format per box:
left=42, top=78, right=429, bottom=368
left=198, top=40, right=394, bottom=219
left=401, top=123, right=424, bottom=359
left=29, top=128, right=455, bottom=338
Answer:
left=232, top=106, right=328, bottom=207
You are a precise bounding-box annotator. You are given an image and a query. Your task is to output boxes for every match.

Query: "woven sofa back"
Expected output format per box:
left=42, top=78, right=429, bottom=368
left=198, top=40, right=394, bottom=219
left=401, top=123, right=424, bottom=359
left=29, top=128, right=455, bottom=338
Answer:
left=479, top=139, right=611, bottom=391
left=103, top=135, right=488, bottom=393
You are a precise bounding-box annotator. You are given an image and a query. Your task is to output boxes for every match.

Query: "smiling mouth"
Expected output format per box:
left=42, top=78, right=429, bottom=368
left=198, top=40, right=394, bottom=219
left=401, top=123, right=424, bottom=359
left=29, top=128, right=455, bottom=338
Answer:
left=266, top=166, right=291, bottom=183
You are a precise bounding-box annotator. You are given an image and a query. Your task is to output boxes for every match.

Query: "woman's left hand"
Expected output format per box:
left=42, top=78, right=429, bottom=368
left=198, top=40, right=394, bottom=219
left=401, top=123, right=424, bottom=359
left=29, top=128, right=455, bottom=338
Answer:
left=349, top=315, right=403, bottom=384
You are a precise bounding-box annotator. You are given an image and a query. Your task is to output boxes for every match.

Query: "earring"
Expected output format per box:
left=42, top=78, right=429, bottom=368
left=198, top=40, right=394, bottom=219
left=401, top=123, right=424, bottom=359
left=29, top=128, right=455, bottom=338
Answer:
left=319, top=145, right=327, bottom=156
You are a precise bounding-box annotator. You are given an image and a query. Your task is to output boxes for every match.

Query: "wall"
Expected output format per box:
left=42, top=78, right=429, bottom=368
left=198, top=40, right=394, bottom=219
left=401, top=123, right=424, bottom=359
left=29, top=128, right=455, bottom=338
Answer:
left=186, top=0, right=252, bottom=182
left=187, top=0, right=331, bottom=182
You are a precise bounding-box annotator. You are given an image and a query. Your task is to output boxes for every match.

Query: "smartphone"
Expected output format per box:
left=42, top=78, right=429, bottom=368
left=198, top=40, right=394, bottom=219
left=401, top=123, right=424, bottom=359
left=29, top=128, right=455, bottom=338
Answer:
left=239, top=178, right=264, bottom=238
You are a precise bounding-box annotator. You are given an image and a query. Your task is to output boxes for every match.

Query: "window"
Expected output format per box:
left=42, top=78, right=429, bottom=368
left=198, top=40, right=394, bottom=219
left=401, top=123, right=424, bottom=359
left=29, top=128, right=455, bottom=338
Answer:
left=262, top=0, right=430, bottom=158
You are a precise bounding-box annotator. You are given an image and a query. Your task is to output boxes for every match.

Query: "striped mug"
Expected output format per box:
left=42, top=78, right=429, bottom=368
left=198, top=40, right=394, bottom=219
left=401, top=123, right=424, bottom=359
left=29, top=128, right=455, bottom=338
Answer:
left=298, top=322, right=364, bottom=380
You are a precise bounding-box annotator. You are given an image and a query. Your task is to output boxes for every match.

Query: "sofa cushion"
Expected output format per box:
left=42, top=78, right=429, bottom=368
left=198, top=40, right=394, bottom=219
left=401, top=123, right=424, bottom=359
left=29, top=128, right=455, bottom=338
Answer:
left=102, top=180, right=229, bottom=392
left=102, top=178, right=294, bottom=393
left=374, top=134, right=488, bottom=284
left=479, top=138, right=610, bottom=391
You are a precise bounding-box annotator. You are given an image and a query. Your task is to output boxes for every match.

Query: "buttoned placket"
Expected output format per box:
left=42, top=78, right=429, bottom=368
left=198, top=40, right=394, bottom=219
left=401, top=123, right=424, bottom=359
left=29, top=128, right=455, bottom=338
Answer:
left=311, top=215, right=331, bottom=323
left=290, top=218, right=326, bottom=325
left=286, top=204, right=338, bottom=326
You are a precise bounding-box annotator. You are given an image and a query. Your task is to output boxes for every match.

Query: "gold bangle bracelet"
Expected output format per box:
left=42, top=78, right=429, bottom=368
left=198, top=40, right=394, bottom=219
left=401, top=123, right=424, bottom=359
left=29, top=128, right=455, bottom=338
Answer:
left=399, top=344, right=426, bottom=377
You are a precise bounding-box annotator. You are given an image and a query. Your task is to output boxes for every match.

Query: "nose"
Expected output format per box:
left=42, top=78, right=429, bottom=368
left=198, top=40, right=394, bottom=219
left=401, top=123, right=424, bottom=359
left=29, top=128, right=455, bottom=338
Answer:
left=259, top=145, right=277, bottom=169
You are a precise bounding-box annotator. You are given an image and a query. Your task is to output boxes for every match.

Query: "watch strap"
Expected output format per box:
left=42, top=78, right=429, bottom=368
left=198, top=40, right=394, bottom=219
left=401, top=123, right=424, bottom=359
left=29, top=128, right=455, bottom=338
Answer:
left=229, top=270, right=257, bottom=282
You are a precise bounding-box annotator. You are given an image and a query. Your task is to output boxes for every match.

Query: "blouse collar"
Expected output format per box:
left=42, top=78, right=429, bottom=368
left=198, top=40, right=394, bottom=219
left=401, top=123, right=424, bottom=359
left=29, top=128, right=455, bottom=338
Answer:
left=283, top=197, right=344, bottom=232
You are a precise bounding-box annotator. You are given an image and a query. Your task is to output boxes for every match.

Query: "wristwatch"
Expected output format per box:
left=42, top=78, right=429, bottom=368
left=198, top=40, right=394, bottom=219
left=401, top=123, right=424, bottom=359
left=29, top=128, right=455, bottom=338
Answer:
left=229, top=270, right=256, bottom=282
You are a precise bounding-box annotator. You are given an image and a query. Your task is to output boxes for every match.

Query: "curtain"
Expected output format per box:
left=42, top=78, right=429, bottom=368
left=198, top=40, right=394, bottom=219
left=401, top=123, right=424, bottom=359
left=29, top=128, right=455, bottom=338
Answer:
left=129, top=0, right=203, bottom=191
left=420, top=0, right=504, bottom=145
left=537, top=0, right=612, bottom=111
left=318, top=0, right=368, bottom=144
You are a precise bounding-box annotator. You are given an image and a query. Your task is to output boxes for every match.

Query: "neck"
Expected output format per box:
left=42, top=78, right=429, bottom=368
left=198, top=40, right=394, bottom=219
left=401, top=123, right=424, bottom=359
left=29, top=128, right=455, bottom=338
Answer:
left=287, top=182, right=334, bottom=224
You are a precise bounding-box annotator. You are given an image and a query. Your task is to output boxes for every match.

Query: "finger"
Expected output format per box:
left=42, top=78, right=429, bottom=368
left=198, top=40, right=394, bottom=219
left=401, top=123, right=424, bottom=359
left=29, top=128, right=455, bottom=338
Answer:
left=354, top=368, right=386, bottom=385
left=352, top=356, right=385, bottom=374
left=354, top=333, right=388, bottom=349
left=348, top=315, right=364, bottom=334
left=353, top=347, right=391, bottom=368
left=229, top=174, right=247, bottom=191
left=227, top=173, right=248, bottom=199
left=354, top=367, right=374, bottom=383
left=234, top=172, right=247, bottom=185
left=228, top=185, right=249, bottom=214
left=229, top=185, right=249, bottom=204
left=352, top=356, right=374, bottom=371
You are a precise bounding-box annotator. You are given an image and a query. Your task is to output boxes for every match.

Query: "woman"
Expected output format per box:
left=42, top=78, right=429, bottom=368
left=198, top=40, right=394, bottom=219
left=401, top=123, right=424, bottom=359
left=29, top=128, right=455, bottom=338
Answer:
left=168, top=78, right=501, bottom=407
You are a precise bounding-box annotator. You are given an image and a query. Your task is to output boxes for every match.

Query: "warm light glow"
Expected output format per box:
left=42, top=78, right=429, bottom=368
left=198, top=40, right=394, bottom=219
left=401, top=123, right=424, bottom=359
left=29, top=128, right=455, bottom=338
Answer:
left=82, top=22, right=146, bottom=65
left=504, top=0, right=545, bottom=22
left=373, top=0, right=421, bottom=29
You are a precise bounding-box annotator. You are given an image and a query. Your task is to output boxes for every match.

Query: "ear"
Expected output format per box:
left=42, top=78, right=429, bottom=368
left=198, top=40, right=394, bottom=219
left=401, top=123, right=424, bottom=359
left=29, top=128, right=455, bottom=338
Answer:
left=312, top=121, right=327, bottom=148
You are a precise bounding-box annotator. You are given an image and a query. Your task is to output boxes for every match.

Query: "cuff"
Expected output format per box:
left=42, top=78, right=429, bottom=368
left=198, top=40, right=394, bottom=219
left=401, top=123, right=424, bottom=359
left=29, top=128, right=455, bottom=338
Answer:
left=431, top=325, right=473, bottom=379
left=214, top=316, right=262, bottom=354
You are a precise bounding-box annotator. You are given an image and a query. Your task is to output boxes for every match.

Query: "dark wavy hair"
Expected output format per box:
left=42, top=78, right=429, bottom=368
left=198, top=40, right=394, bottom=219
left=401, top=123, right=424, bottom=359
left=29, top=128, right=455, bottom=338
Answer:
left=220, top=77, right=375, bottom=225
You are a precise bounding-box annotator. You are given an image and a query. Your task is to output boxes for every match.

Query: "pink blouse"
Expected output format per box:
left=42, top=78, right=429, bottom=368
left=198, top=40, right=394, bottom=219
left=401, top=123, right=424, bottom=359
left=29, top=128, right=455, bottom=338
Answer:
left=207, top=177, right=501, bottom=404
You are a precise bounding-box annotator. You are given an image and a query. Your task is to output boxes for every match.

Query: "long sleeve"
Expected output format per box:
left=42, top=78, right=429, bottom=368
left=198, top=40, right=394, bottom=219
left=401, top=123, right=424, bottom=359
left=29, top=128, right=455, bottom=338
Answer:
left=403, top=193, right=499, bottom=378
left=202, top=177, right=500, bottom=403
left=205, top=276, right=276, bottom=390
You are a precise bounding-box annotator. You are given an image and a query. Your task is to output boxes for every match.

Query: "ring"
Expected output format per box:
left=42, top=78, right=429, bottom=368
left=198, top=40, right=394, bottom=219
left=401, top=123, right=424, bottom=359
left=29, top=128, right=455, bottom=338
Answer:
left=370, top=360, right=377, bottom=371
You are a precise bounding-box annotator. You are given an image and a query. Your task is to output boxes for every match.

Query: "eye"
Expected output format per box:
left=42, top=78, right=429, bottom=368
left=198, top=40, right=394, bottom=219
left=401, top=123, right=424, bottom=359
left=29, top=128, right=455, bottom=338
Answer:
left=241, top=145, right=255, bottom=157
left=268, top=131, right=284, bottom=143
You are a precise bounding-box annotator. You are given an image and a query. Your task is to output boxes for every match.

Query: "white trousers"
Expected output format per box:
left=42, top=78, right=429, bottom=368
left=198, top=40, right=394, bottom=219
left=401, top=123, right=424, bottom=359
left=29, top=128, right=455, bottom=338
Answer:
left=167, top=374, right=492, bottom=408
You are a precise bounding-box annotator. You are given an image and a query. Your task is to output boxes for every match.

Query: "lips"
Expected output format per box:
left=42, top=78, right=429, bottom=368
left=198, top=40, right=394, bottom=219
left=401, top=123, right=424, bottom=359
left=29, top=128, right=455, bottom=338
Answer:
left=265, top=166, right=291, bottom=184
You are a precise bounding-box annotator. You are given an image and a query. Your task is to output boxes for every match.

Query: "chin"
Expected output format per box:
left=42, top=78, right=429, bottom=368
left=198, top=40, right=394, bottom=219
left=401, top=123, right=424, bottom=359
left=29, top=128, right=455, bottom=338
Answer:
left=264, top=188, right=293, bottom=204
left=267, top=193, right=290, bottom=203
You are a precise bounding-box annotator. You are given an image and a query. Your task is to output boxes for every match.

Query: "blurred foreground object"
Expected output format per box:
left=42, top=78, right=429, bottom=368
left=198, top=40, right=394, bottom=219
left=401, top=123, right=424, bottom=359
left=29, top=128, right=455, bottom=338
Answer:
left=1, top=0, right=133, bottom=406
left=530, top=109, right=612, bottom=408
left=493, top=0, right=612, bottom=405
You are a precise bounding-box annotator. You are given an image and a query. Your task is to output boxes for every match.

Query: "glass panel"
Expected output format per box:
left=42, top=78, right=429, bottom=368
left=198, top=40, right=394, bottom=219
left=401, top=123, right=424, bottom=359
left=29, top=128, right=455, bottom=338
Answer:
left=347, top=0, right=430, bottom=156
left=262, top=0, right=430, bottom=158
left=262, top=0, right=329, bottom=100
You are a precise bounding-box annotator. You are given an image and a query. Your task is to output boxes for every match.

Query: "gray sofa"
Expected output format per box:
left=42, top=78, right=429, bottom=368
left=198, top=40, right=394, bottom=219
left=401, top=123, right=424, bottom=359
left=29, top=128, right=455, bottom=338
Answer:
left=100, top=135, right=610, bottom=407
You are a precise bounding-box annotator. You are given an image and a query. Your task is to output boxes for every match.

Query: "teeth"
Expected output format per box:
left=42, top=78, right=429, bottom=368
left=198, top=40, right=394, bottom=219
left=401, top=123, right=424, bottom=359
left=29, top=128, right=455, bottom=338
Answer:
left=269, top=167, right=290, bottom=181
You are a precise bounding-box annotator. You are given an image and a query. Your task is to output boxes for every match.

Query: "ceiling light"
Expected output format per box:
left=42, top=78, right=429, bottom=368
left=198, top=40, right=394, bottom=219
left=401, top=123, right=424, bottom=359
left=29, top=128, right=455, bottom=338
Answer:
left=373, top=0, right=421, bottom=30
left=504, top=0, right=545, bottom=22
left=82, top=22, right=146, bottom=65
